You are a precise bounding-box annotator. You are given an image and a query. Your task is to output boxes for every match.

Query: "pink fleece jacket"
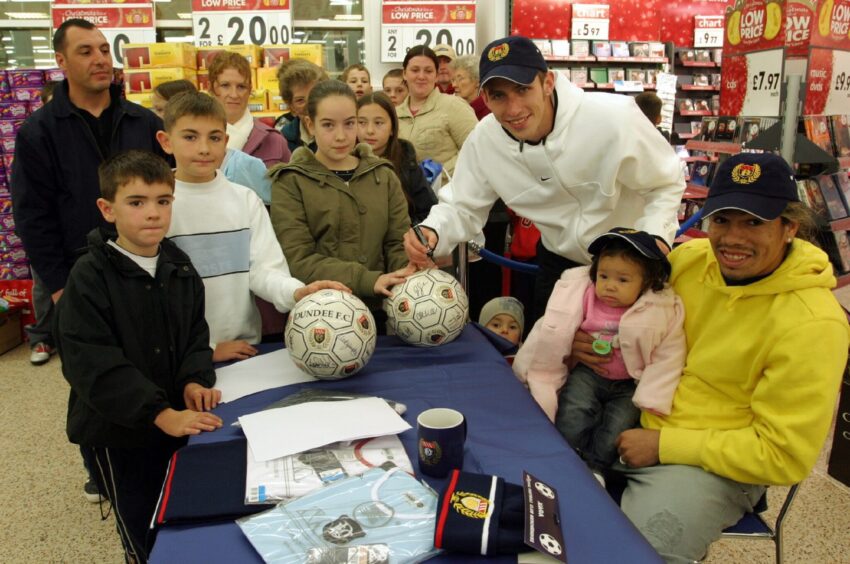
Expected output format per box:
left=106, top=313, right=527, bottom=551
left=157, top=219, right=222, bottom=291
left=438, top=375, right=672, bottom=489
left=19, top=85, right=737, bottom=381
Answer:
left=513, top=265, right=687, bottom=421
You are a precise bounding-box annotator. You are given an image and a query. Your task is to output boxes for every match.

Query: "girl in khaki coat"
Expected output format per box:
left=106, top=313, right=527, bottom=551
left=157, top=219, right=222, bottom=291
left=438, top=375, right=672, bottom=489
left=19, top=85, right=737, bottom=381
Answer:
left=270, top=81, right=413, bottom=329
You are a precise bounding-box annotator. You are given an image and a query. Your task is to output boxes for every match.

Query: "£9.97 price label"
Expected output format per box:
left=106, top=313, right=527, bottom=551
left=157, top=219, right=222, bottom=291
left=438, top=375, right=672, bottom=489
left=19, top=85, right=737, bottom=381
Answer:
left=381, top=2, right=476, bottom=63
left=192, top=0, right=291, bottom=47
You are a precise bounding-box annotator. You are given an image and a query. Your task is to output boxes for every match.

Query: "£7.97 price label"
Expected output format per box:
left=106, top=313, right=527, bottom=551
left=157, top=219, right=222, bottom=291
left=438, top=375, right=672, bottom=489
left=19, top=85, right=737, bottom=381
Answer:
left=192, top=0, right=291, bottom=47
left=381, top=2, right=476, bottom=63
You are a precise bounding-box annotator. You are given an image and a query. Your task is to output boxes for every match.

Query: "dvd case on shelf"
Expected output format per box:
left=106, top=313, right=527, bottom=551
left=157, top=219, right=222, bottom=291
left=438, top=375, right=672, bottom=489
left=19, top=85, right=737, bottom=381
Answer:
left=817, top=175, right=849, bottom=220
left=610, top=41, right=630, bottom=58
left=592, top=41, right=612, bottom=57
left=571, top=40, right=590, bottom=57
left=803, top=116, right=834, bottom=155
left=830, top=115, right=850, bottom=157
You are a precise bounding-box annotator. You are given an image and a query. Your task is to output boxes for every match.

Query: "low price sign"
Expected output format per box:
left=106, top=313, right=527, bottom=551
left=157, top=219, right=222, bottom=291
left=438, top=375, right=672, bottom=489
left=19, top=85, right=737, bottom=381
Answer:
left=381, top=2, right=476, bottom=63
left=51, top=3, right=156, bottom=68
left=720, top=48, right=784, bottom=116
left=570, top=4, right=610, bottom=40
left=694, top=15, right=724, bottom=48
left=192, top=0, right=292, bottom=48
left=804, top=48, right=850, bottom=114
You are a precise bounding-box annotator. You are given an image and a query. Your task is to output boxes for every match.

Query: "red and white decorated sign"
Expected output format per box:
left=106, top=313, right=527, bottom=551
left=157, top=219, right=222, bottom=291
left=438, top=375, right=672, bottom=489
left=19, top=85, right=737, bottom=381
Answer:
left=809, top=0, right=850, bottom=49
left=381, top=2, right=476, bottom=63
left=720, top=48, right=785, bottom=116
left=723, top=0, right=787, bottom=56
left=51, top=3, right=155, bottom=68
left=191, top=0, right=291, bottom=48
left=694, top=15, right=724, bottom=47
left=804, top=47, right=850, bottom=114
left=571, top=4, right=610, bottom=40
left=785, top=0, right=816, bottom=58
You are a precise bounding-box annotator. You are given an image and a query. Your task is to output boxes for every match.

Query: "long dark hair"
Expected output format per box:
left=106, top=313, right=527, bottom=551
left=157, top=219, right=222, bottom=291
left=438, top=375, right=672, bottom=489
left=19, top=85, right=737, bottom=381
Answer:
left=356, top=92, right=402, bottom=171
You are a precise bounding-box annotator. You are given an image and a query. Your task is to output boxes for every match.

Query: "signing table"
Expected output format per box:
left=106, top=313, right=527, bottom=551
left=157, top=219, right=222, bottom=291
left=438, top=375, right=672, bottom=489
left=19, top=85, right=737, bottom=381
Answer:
left=150, top=325, right=661, bottom=564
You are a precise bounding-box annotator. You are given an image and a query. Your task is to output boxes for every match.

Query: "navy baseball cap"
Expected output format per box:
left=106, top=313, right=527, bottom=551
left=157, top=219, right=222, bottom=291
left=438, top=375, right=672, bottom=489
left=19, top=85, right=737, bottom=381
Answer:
left=479, top=36, right=548, bottom=88
left=588, top=227, right=671, bottom=276
left=702, top=153, right=799, bottom=220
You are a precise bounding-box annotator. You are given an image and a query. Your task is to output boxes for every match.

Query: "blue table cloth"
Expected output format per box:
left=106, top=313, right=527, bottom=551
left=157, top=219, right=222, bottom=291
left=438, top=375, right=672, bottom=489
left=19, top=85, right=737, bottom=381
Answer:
left=150, top=325, right=661, bottom=564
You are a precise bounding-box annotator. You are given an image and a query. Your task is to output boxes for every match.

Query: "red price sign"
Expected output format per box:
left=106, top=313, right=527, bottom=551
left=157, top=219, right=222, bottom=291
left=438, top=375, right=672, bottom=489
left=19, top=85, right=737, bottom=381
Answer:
left=192, top=0, right=292, bottom=47
left=571, top=4, right=610, bottom=40
left=720, top=48, right=784, bottom=116
left=52, top=3, right=156, bottom=68
left=805, top=47, right=850, bottom=114
left=694, top=15, right=724, bottom=48
left=381, top=2, right=477, bottom=63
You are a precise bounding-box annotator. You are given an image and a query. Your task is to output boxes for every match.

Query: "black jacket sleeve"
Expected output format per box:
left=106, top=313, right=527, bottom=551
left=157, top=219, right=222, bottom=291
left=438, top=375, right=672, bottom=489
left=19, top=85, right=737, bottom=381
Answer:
left=174, top=273, right=216, bottom=392
left=10, top=130, right=69, bottom=293
left=56, top=261, right=172, bottom=429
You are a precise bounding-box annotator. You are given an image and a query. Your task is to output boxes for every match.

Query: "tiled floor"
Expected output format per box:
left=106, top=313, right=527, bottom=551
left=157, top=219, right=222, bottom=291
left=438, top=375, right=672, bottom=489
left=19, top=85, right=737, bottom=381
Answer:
left=1, top=342, right=848, bottom=563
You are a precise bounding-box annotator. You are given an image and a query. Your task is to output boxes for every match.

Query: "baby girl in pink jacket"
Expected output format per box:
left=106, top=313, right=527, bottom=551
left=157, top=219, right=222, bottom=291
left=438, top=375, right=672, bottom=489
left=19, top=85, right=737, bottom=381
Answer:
left=513, top=228, right=686, bottom=475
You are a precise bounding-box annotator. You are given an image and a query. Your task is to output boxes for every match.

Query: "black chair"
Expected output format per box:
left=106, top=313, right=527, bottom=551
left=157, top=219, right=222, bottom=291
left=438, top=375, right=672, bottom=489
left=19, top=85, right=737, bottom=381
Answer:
left=717, top=484, right=800, bottom=564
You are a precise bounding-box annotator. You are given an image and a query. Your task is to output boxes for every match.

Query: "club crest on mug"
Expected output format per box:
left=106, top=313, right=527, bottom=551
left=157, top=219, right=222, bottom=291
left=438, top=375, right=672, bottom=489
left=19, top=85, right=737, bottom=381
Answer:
left=419, top=439, right=442, bottom=465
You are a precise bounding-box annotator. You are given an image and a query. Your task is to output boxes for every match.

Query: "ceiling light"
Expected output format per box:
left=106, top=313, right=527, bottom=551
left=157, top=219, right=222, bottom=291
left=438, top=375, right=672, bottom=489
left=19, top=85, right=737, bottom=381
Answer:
left=177, top=12, right=191, bottom=19
left=31, top=36, right=47, bottom=41
left=4, top=12, right=50, bottom=19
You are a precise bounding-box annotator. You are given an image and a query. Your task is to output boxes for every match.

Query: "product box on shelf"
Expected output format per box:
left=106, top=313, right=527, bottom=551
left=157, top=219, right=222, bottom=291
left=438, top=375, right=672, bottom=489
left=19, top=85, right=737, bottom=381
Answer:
left=288, top=44, right=322, bottom=66
left=803, top=116, right=834, bottom=155
left=268, top=93, right=286, bottom=112
left=797, top=178, right=829, bottom=220
left=630, top=43, right=650, bottom=57
left=831, top=115, right=850, bottom=157
left=125, top=92, right=152, bottom=108
left=0, top=308, right=22, bottom=355
left=7, top=70, right=44, bottom=88
left=833, top=232, right=850, bottom=272
left=0, top=71, right=9, bottom=93
left=680, top=49, right=696, bottom=63
left=197, top=70, right=210, bottom=92
left=712, top=49, right=723, bottom=64
left=0, top=213, right=14, bottom=231
left=610, top=41, right=629, bottom=58
left=592, top=41, right=611, bottom=57
left=608, top=68, right=625, bottom=82
left=0, top=197, right=10, bottom=214
left=248, top=90, right=268, bottom=112
left=256, top=67, right=279, bottom=94
left=43, top=68, right=65, bottom=83
left=571, top=67, right=588, bottom=85
left=818, top=175, right=848, bottom=220
left=11, top=87, right=41, bottom=103
left=0, top=101, right=28, bottom=119
left=571, top=40, right=590, bottom=57
left=0, top=262, right=29, bottom=281
left=0, top=230, right=22, bottom=248
left=648, top=43, right=666, bottom=58
left=123, top=68, right=198, bottom=94
left=695, top=50, right=712, bottom=63
left=0, top=119, right=25, bottom=138
left=626, top=69, right=647, bottom=83
left=197, top=45, right=263, bottom=69
left=589, top=68, right=608, bottom=84
left=741, top=118, right=762, bottom=144
left=714, top=117, right=740, bottom=141
left=0, top=246, right=26, bottom=263
left=122, top=43, right=197, bottom=70
left=532, top=39, right=553, bottom=56
left=263, top=45, right=290, bottom=67
left=0, top=138, right=13, bottom=154
left=551, top=40, right=570, bottom=57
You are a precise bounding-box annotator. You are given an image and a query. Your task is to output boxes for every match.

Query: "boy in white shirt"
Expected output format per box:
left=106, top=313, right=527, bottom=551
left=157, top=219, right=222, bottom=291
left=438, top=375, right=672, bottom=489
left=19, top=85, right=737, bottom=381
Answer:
left=157, top=91, right=347, bottom=361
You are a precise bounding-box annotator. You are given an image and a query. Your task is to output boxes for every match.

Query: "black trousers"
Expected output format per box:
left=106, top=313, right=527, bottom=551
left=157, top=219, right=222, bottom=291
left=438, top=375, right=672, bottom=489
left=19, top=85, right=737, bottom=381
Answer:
left=531, top=241, right=581, bottom=326
left=82, top=439, right=185, bottom=563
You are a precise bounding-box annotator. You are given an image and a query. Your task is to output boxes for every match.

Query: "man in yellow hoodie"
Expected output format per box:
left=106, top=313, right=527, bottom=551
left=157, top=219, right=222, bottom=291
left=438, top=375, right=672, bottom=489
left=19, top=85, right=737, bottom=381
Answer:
left=577, top=153, right=849, bottom=563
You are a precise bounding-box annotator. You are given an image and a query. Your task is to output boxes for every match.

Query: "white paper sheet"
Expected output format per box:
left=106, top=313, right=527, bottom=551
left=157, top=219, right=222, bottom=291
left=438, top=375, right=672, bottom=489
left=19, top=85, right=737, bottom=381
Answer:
left=215, top=349, right=316, bottom=403
left=239, top=398, right=412, bottom=462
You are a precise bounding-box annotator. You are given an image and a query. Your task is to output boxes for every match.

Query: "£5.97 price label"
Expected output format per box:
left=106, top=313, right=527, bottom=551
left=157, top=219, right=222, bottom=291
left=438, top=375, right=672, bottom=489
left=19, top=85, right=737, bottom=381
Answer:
left=192, top=0, right=291, bottom=47
left=52, top=4, right=156, bottom=68
left=381, top=2, right=476, bottom=63
left=694, top=15, right=723, bottom=48
left=571, top=4, right=610, bottom=40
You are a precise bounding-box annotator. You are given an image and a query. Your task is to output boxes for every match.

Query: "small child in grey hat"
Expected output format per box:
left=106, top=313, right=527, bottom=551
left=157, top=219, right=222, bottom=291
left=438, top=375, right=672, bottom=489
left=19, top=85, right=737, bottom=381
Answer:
left=478, top=297, right=524, bottom=346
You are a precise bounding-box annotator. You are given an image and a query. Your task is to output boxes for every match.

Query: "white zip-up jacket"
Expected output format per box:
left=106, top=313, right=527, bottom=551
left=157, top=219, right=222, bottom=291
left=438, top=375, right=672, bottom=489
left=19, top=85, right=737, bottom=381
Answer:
left=421, top=74, right=685, bottom=263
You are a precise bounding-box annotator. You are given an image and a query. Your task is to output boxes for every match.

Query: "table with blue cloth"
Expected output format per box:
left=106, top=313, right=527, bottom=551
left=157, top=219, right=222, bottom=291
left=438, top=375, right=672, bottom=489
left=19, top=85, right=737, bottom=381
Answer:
left=149, top=325, right=661, bottom=564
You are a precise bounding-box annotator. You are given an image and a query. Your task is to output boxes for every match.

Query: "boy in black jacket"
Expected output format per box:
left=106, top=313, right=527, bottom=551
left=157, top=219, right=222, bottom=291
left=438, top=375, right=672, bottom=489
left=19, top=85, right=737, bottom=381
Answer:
left=55, top=150, right=223, bottom=563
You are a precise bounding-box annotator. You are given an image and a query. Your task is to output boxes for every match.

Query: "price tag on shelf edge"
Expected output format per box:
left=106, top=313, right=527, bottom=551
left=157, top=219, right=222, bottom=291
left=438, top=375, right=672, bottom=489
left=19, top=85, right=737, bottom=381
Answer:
left=52, top=4, right=156, bottom=68
left=694, top=15, right=723, bottom=49
left=571, top=4, right=610, bottom=41
left=381, top=2, right=476, bottom=63
left=192, top=0, right=291, bottom=48
left=741, top=49, right=784, bottom=117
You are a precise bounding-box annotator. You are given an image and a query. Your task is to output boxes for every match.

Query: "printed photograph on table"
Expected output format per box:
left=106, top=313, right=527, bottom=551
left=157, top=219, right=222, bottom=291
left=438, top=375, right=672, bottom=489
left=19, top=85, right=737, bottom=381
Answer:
left=817, top=175, right=849, bottom=220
